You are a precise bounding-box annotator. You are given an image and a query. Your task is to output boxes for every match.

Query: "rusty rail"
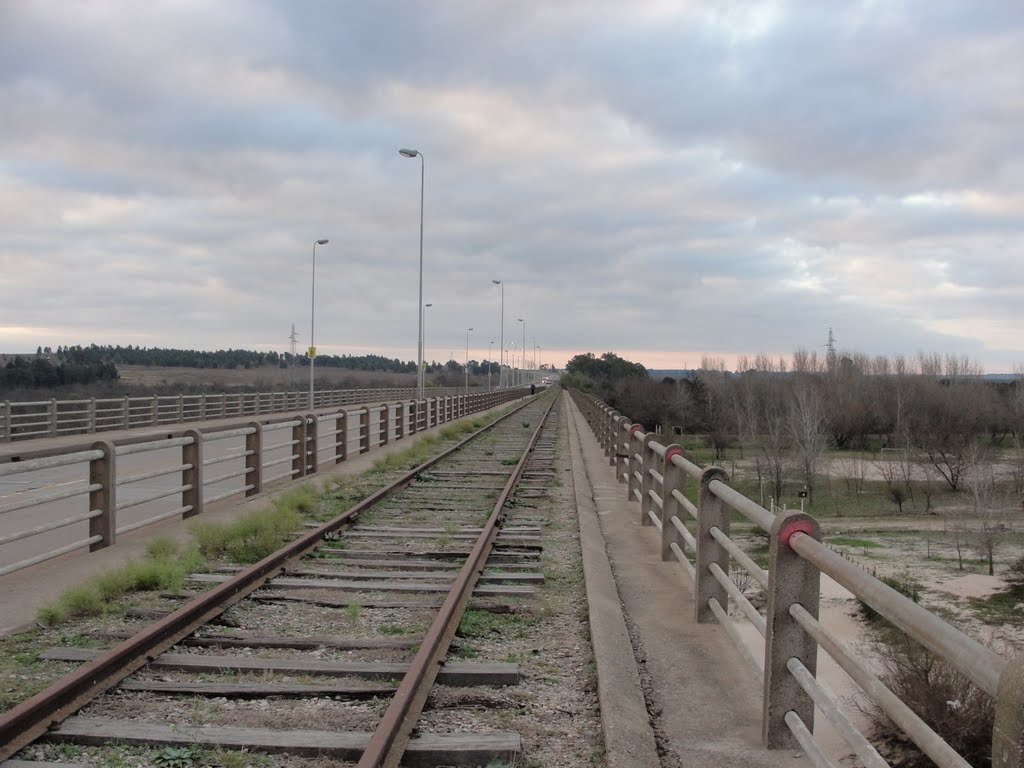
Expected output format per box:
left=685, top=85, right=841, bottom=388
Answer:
left=357, top=393, right=558, bottom=768
left=0, top=395, right=542, bottom=761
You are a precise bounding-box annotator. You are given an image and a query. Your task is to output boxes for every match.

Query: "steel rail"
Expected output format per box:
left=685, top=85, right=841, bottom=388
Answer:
left=357, top=393, right=557, bottom=768
left=0, top=394, right=538, bottom=761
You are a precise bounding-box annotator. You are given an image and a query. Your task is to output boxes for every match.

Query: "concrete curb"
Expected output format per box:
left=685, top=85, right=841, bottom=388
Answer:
left=567, top=396, right=661, bottom=767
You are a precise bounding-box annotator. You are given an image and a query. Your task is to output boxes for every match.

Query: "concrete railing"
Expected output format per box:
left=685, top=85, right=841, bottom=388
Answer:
left=0, top=390, right=526, bottom=579
left=570, top=389, right=1024, bottom=768
left=0, top=386, right=482, bottom=443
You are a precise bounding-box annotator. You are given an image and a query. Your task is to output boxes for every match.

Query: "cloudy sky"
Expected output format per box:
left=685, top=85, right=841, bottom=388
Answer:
left=1, top=1, right=1022, bottom=372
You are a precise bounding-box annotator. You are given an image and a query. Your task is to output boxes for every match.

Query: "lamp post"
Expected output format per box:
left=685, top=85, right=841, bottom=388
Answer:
left=422, top=303, right=432, bottom=390
left=399, top=148, right=425, bottom=400
left=532, top=337, right=537, bottom=383
left=309, top=238, right=329, bottom=409
left=492, top=279, right=504, bottom=388
left=517, top=318, right=525, bottom=387
left=488, top=341, right=494, bottom=391
left=465, top=327, right=473, bottom=392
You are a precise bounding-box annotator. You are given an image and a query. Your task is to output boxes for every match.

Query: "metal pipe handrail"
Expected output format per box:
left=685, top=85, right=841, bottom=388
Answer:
left=0, top=510, right=102, bottom=547
left=669, top=542, right=696, bottom=579
left=784, top=711, right=835, bottom=768
left=202, top=448, right=251, bottom=467
left=789, top=531, right=1005, bottom=696
left=204, top=467, right=252, bottom=486
left=708, top=596, right=763, bottom=677
left=790, top=604, right=971, bottom=768
left=708, top=478, right=774, bottom=531
left=0, top=449, right=103, bottom=477
left=669, top=450, right=702, bottom=479
left=709, top=525, right=768, bottom=589
left=0, top=482, right=98, bottom=516
left=115, top=437, right=192, bottom=456
left=116, top=506, right=191, bottom=535
left=117, top=484, right=190, bottom=512
left=708, top=561, right=765, bottom=636
left=0, top=535, right=104, bottom=578
left=786, top=657, right=889, bottom=768
left=117, top=464, right=190, bottom=487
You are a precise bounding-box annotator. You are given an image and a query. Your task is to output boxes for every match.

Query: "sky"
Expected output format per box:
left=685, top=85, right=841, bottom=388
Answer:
left=1, top=1, right=1022, bottom=373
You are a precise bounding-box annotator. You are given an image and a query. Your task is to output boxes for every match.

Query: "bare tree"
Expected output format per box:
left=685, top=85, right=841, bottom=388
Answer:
left=963, top=440, right=1005, bottom=576
left=789, top=376, right=830, bottom=503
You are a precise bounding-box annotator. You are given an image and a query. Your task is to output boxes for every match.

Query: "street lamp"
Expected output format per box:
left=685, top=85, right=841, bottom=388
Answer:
left=517, top=318, right=525, bottom=387
left=488, top=341, right=494, bottom=391
left=492, top=280, right=503, bottom=388
left=399, top=148, right=425, bottom=400
left=309, top=238, right=329, bottom=409
left=465, top=327, right=473, bottom=392
left=532, top=337, right=537, bottom=383
left=422, top=303, right=433, bottom=388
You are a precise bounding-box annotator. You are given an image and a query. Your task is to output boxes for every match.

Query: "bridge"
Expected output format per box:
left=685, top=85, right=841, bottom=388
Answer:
left=0, top=386, right=1021, bottom=768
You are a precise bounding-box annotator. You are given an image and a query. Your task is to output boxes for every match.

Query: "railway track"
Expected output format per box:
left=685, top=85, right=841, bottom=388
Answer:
left=0, top=391, right=599, bottom=767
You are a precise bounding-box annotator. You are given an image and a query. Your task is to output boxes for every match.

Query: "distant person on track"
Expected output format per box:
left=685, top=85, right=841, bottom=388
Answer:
left=530, top=383, right=536, bottom=395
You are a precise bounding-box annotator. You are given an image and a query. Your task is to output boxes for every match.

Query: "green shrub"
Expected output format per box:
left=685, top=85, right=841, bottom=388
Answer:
left=860, top=635, right=993, bottom=768
left=1006, top=554, right=1024, bottom=590
left=859, top=570, right=922, bottom=624
left=192, top=505, right=301, bottom=564
left=145, top=537, right=180, bottom=561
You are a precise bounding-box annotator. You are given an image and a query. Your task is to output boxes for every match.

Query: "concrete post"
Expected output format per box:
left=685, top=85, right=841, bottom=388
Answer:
left=695, top=467, right=730, bottom=623
left=245, top=422, right=262, bottom=497
left=359, top=407, right=370, bottom=454
left=49, top=399, right=57, bottom=436
left=182, top=429, right=203, bottom=518
left=291, top=418, right=306, bottom=478
left=88, top=398, right=97, bottom=433
left=626, top=424, right=644, bottom=501
left=640, top=433, right=658, bottom=525
left=89, top=440, right=116, bottom=550
left=177, top=394, right=184, bottom=423
left=200, top=394, right=207, bottom=420
left=378, top=403, right=389, bottom=447
left=2, top=400, right=10, bottom=442
left=660, top=444, right=685, bottom=561
left=306, top=414, right=319, bottom=474
left=615, top=416, right=630, bottom=475
left=335, top=410, right=348, bottom=464
left=994, top=657, right=1024, bottom=768
left=605, top=410, right=618, bottom=460
left=763, top=510, right=821, bottom=750
left=151, top=396, right=158, bottom=426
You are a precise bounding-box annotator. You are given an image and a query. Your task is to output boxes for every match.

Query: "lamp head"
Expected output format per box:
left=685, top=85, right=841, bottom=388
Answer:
left=492, top=279, right=501, bottom=285
left=315, top=239, right=329, bottom=245
left=399, top=148, right=419, bottom=158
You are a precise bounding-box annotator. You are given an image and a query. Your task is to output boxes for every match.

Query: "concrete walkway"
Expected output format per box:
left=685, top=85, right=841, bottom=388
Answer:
left=566, top=397, right=805, bottom=768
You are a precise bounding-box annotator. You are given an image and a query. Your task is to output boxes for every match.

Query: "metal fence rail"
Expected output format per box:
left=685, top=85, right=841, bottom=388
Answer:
left=0, top=386, right=481, bottom=442
left=0, top=390, right=528, bottom=579
left=570, top=389, right=1024, bottom=768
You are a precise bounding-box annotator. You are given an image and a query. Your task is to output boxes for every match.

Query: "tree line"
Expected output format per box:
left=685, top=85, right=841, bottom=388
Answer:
left=567, top=348, right=1024, bottom=516
left=1, top=344, right=512, bottom=392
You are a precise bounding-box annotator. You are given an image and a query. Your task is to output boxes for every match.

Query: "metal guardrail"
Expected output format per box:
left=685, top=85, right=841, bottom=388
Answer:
left=0, top=390, right=526, bottom=578
left=0, top=386, right=480, bottom=442
left=570, top=390, right=1024, bottom=768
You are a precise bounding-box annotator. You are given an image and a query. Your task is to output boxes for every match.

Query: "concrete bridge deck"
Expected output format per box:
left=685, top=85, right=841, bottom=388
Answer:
left=1, top=394, right=808, bottom=767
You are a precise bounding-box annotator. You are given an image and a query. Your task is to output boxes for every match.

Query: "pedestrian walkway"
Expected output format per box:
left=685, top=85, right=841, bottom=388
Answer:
left=565, top=397, right=804, bottom=768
